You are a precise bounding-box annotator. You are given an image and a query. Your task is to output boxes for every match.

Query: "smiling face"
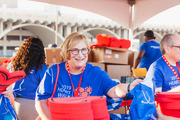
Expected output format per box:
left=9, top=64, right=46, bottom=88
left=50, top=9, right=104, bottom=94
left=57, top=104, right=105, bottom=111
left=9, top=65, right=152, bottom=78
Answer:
left=68, top=41, right=89, bottom=69
left=61, top=32, right=90, bottom=72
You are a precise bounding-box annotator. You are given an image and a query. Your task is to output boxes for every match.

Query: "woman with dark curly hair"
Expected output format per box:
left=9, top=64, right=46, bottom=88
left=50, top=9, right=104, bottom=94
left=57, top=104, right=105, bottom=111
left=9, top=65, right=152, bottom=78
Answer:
left=7, top=37, right=48, bottom=120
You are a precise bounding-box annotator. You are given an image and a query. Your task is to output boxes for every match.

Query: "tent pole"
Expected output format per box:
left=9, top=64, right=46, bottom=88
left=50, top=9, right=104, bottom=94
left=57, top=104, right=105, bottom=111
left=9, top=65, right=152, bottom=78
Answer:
left=55, top=5, right=58, bottom=45
left=128, top=3, right=135, bottom=49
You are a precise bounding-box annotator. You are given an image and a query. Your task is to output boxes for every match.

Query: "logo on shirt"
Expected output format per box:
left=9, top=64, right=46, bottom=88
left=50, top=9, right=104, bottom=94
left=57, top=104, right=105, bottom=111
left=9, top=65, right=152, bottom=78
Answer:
left=57, top=85, right=72, bottom=97
left=56, top=85, right=92, bottom=97
left=150, top=46, right=160, bottom=49
left=171, top=76, right=177, bottom=80
left=78, top=86, right=92, bottom=97
left=169, top=76, right=180, bottom=87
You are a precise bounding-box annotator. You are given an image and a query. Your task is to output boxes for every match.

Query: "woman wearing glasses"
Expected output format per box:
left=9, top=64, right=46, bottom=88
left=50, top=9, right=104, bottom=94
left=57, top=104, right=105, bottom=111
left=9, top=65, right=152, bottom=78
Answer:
left=145, top=33, right=180, bottom=93
left=35, top=32, right=142, bottom=120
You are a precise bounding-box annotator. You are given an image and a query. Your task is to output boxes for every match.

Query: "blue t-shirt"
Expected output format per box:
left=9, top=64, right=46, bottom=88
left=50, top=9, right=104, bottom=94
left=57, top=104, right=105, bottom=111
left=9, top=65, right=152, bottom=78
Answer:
left=139, top=40, right=162, bottom=70
left=13, top=64, right=48, bottom=100
left=145, top=57, right=180, bottom=92
left=36, top=62, right=118, bottom=100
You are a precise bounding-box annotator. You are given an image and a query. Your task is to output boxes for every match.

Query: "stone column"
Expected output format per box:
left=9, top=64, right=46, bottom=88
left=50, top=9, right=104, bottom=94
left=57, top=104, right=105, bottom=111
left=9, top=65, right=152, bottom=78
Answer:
left=49, top=23, right=55, bottom=30
left=64, top=24, right=71, bottom=37
left=19, top=27, right=22, bottom=41
left=3, top=35, right=7, bottom=57
left=110, top=28, right=115, bottom=33
left=122, top=29, right=129, bottom=39
left=77, top=26, right=84, bottom=33
left=72, top=25, right=77, bottom=32
left=6, top=20, right=13, bottom=29
left=0, top=20, right=3, bottom=34
left=58, top=24, right=63, bottom=36
left=115, top=28, right=121, bottom=38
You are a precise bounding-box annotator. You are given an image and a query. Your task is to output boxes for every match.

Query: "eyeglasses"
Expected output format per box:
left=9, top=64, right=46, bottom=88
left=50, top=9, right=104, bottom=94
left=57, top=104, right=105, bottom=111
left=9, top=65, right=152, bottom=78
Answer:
left=68, top=48, right=89, bottom=55
left=172, top=45, right=180, bottom=50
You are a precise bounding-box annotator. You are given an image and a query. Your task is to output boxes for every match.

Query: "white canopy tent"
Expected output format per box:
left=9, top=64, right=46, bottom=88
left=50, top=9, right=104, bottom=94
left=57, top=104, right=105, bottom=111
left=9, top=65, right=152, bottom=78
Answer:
left=30, top=0, right=180, bottom=41
left=30, top=0, right=180, bottom=29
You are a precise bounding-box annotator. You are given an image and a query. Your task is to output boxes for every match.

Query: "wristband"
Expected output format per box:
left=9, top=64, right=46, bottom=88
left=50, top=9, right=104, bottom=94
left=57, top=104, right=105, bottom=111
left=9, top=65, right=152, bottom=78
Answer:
left=127, top=83, right=131, bottom=92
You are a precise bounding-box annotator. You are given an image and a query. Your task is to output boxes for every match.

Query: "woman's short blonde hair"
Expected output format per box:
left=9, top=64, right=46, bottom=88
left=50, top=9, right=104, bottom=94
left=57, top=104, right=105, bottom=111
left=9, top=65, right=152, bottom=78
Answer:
left=60, top=32, right=90, bottom=61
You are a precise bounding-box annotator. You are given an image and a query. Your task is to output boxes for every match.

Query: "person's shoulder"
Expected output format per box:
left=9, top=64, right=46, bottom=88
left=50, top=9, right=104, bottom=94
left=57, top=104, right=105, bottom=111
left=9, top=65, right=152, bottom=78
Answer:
left=35, top=64, right=48, bottom=74
left=84, top=63, right=106, bottom=77
left=38, top=64, right=48, bottom=71
left=42, top=64, right=48, bottom=69
left=140, top=42, right=148, bottom=48
left=86, top=62, right=93, bottom=70
left=151, top=57, right=164, bottom=67
left=50, top=62, right=65, bottom=69
left=148, top=57, right=163, bottom=73
left=140, top=42, right=146, bottom=46
left=146, top=40, right=160, bottom=47
left=86, top=62, right=103, bottom=72
left=139, top=42, right=147, bottom=50
left=152, top=40, right=160, bottom=44
left=45, top=62, right=64, bottom=75
left=145, top=40, right=153, bottom=44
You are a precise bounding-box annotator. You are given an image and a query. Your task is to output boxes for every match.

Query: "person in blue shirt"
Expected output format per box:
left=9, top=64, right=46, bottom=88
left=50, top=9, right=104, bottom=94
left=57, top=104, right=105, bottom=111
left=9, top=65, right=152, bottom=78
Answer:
left=35, top=32, right=142, bottom=120
left=8, top=37, right=48, bottom=120
left=144, top=34, right=180, bottom=120
left=134, top=30, right=162, bottom=71
left=145, top=33, right=180, bottom=92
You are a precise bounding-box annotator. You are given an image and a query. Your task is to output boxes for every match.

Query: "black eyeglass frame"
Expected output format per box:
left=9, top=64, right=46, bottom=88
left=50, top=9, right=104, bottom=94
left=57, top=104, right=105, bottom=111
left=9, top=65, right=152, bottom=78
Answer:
left=171, top=45, right=180, bottom=49
left=68, top=48, right=89, bottom=55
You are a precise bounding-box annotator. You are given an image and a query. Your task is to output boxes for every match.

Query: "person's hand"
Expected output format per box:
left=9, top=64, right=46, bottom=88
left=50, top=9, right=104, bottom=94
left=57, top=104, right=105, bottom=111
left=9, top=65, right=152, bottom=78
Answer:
left=130, top=79, right=143, bottom=90
left=1, top=85, right=15, bottom=105
left=131, top=67, right=135, bottom=71
left=131, top=67, right=135, bottom=74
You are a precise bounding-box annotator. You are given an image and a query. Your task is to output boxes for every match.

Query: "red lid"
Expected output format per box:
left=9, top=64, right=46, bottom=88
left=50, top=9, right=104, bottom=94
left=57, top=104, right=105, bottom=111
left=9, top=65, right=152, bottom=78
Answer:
left=49, top=97, right=91, bottom=109
left=51, top=110, right=93, bottom=118
left=156, top=92, right=180, bottom=98
left=160, top=109, right=180, bottom=118
left=49, top=96, right=109, bottom=120
left=120, top=100, right=132, bottom=107
left=156, top=92, right=180, bottom=118
left=51, top=97, right=88, bottom=103
left=159, top=102, right=180, bottom=109
left=156, top=97, right=179, bottom=102
left=49, top=103, right=91, bottom=113
left=86, top=96, right=106, bottom=103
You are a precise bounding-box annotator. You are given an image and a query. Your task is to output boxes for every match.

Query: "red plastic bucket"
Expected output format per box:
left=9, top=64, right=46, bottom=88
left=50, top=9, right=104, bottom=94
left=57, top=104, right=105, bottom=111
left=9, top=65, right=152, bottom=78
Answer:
left=84, top=96, right=109, bottom=119
left=156, top=92, right=180, bottom=118
left=49, top=97, right=91, bottom=112
left=49, top=97, right=93, bottom=120
left=51, top=111, right=93, bottom=119
left=48, top=96, right=110, bottom=120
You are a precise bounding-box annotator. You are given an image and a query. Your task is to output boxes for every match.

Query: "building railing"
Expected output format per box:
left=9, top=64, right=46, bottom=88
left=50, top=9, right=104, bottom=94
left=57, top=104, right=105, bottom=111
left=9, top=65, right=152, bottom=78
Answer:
left=0, top=8, right=122, bottom=28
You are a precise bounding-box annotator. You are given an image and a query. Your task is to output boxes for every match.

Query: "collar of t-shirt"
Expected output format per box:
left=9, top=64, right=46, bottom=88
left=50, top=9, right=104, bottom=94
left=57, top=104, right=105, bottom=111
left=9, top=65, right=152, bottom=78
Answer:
left=148, top=39, right=154, bottom=41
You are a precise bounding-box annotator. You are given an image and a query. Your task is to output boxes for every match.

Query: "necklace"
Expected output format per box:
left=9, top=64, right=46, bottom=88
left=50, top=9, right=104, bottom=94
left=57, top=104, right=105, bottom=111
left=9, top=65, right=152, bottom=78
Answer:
left=162, top=55, right=180, bottom=81
left=66, top=62, right=86, bottom=97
